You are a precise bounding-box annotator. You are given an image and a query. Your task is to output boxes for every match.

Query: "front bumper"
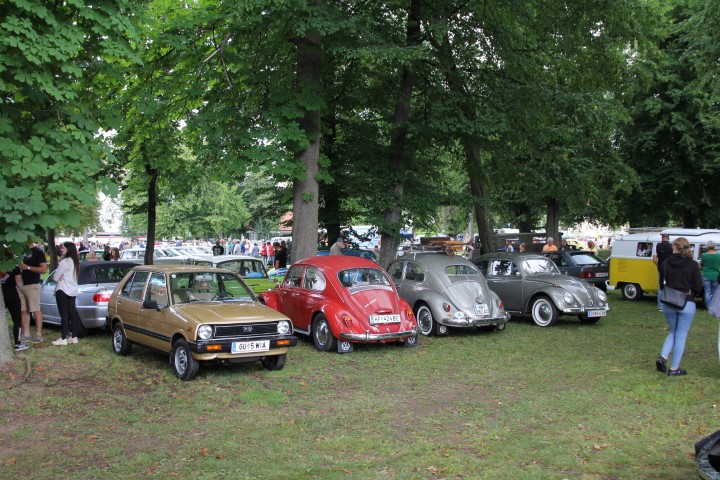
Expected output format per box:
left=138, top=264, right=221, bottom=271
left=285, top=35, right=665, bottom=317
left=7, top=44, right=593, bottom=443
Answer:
left=340, top=328, right=417, bottom=342
left=441, top=313, right=510, bottom=327
left=191, top=335, right=298, bottom=358
left=561, top=306, right=609, bottom=315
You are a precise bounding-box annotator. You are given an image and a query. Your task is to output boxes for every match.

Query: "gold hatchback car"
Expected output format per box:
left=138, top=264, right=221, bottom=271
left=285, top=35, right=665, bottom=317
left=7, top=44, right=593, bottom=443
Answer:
left=107, top=265, right=297, bottom=380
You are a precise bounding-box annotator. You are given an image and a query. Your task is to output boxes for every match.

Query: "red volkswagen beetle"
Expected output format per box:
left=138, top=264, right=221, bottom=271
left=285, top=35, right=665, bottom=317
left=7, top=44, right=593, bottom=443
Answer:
left=259, top=256, right=419, bottom=353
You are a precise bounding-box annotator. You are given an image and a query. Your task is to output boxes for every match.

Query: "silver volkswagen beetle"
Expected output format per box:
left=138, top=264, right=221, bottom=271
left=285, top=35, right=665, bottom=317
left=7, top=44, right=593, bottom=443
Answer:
left=386, top=253, right=509, bottom=336
left=474, top=253, right=610, bottom=327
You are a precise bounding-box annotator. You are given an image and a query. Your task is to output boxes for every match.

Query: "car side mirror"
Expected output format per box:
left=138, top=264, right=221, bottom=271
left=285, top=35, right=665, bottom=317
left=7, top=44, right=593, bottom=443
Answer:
left=143, top=299, right=160, bottom=311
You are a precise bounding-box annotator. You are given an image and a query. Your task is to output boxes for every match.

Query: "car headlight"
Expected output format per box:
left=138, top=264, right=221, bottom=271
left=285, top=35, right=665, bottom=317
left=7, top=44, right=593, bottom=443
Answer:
left=277, top=320, right=291, bottom=335
left=562, top=291, right=574, bottom=304
left=597, top=290, right=607, bottom=302
left=197, top=324, right=213, bottom=340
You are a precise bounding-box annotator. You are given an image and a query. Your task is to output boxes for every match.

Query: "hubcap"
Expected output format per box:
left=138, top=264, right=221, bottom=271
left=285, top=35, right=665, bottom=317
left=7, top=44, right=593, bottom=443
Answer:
left=316, top=321, right=330, bottom=346
left=417, top=308, right=432, bottom=335
left=175, top=348, right=187, bottom=374
left=534, top=301, right=552, bottom=324
left=113, top=330, right=122, bottom=351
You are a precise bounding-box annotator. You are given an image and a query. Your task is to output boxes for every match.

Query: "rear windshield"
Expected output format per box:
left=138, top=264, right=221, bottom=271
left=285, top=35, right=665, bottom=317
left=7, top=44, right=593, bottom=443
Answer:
left=569, top=253, right=605, bottom=266
left=444, top=265, right=480, bottom=276
left=337, top=268, right=392, bottom=293
left=80, top=265, right=135, bottom=284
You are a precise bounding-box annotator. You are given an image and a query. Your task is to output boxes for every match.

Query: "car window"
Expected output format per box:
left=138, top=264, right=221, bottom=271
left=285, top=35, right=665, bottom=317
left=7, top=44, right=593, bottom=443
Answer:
left=569, top=253, right=605, bottom=266
left=337, top=268, right=392, bottom=293
left=387, top=262, right=404, bottom=281
left=119, top=271, right=149, bottom=301
left=523, top=258, right=560, bottom=275
left=146, top=273, right=169, bottom=306
left=303, top=267, right=326, bottom=291
left=490, top=260, right=519, bottom=277
left=444, top=264, right=479, bottom=276
left=86, top=265, right=135, bottom=284
left=284, top=266, right=304, bottom=288
left=169, top=272, right=254, bottom=303
left=222, top=260, right=267, bottom=278
left=195, top=260, right=213, bottom=267
left=404, top=262, right=425, bottom=282
left=635, top=242, right=652, bottom=257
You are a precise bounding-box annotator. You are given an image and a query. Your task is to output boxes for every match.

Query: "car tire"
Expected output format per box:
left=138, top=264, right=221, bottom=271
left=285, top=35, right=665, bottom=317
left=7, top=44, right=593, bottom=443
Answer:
left=261, top=354, right=287, bottom=371
left=171, top=338, right=199, bottom=380
left=530, top=296, right=558, bottom=327
left=621, top=283, right=643, bottom=301
left=415, top=304, right=436, bottom=336
left=495, top=322, right=507, bottom=332
left=312, top=314, right=338, bottom=352
left=111, top=322, right=131, bottom=356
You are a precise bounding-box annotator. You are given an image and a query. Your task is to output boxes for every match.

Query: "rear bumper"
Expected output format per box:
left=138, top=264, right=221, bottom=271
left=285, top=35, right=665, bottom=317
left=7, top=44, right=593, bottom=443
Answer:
left=340, top=328, right=417, bottom=342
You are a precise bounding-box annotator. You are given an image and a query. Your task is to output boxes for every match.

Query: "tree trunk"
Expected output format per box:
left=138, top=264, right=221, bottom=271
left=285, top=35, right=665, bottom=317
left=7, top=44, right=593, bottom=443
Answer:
left=0, top=287, right=12, bottom=366
left=145, top=164, right=158, bottom=265
left=465, top=144, right=495, bottom=253
left=320, top=113, right=341, bottom=248
left=546, top=197, right=560, bottom=242
left=378, top=0, right=421, bottom=270
left=47, top=228, right=58, bottom=272
left=290, top=6, right=322, bottom=264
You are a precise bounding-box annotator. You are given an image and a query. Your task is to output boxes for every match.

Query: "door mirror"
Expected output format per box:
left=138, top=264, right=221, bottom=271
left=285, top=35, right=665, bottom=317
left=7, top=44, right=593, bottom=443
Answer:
left=143, top=299, right=160, bottom=311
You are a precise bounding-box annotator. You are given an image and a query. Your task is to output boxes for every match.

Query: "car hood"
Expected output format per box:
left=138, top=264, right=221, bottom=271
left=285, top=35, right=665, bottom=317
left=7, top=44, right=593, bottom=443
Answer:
left=345, top=288, right=404, bottom=316
left=443, top=281, right=491, bottom=308
left=527, top=274, right=600, bottom=302
left=173, top=302, right=286, bottom=324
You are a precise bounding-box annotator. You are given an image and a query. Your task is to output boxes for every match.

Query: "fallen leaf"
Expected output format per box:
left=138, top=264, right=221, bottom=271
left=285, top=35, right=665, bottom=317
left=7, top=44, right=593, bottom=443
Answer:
left=289, top=418, right=296, bottom=426
left=216, top=454, right=225, bottom=459
left=3, top=457, right=17, bottom=466
left=200, top=448, right=208, bottom=456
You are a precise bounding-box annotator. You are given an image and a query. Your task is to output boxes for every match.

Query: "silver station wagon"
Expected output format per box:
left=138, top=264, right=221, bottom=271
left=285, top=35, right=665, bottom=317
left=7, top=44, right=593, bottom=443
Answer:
left=474, top=253, right=610, bottom=327
left=386, top=253, right=509, bottom=336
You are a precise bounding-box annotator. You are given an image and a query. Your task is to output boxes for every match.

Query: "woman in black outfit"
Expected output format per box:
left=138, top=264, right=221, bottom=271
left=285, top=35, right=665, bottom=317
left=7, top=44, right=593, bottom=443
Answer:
left=656, top=237, right=703, bottom=376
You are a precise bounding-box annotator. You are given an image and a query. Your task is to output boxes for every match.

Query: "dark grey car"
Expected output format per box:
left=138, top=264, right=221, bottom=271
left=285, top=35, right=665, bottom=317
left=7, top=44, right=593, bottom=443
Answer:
left=474, top=253, right=610, bottom=327
left=542, top=251, right=609, bottom=290
left=40, top=261, right=137, bottom=336
left=386, top=253, right=509, bottom=336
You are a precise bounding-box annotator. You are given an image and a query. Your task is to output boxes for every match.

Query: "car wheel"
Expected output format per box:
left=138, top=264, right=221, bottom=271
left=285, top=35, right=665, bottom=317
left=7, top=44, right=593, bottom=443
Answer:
left=621, top=283, right=643, bottom=301
left=111, top=322, right=131, bottom=356
left=261, top=354, right=287, bottom=371
left=495, top=322, right=507, bottom=332
left=579, top=314, right=602, bottom=324
left=171, top=338, right=199, bottom=380
left=415, top=304, right=436, bottom=336
left=530, top=296, right=558, bottom=327
left=312, top=314, right=338, bottom=352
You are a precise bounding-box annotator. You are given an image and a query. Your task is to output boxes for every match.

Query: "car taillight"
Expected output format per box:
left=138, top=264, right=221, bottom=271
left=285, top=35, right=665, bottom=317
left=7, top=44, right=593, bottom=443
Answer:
left=406, top=309, right=415, bottom=321
left=579, top=272, right=594, bottom=278
left=92, top=291, right=112, bottom=303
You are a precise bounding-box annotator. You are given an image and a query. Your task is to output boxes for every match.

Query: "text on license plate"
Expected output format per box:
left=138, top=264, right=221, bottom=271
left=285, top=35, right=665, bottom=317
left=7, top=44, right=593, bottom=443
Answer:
left=595, top=272, right=608, bottom=277
left=473, top=304, right=490, bottom=316
left=586, top=309, right=606, bottom=318
left=371, top=314, right=401, bottom=324
left=231, top=340, right=270, bottom=354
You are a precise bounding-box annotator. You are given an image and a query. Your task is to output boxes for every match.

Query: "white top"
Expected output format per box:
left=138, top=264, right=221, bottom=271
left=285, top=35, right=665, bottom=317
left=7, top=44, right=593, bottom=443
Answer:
left=54, top=257, right=79, bottom=297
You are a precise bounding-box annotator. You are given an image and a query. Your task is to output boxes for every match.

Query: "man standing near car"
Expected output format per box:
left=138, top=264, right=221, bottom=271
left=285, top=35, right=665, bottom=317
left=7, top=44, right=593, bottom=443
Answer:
left=330, top=237, right=345, bottom=255
left=653, top=234, right=673, bottom=311
left=17, top=242, right=48, bottom=343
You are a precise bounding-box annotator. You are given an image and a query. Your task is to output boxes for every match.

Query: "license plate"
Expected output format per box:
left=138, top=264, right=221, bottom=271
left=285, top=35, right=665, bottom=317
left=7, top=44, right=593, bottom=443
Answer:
left=231, top=340, right=270, bottom=354
left=370, top=314, right=401, bottom=325
left=595, top=272, right=608, bottom=278
left=587, top=309, right=606, bottom=318
left=473, top=304, right=490, bottom=316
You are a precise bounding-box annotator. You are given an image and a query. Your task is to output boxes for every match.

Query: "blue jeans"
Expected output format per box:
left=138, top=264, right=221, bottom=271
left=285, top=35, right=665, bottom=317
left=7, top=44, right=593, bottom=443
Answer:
left=703, top=277, right=718, bottom=308
left=657, top=273, right=663, bottom=309
left=660, top=301, right=696, bottom=370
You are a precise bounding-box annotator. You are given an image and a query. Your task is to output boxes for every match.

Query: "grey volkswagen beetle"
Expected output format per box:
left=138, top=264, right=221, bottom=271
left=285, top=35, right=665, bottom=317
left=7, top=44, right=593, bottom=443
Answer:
left=474, top=252, right=610, bottom=327
left=386, top=253, right=509, bottom=336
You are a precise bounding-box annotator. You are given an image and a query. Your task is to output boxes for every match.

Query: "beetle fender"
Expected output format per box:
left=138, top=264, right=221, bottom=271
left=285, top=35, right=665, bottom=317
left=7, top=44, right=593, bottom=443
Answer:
left=258, top=291, right=279, bottom=310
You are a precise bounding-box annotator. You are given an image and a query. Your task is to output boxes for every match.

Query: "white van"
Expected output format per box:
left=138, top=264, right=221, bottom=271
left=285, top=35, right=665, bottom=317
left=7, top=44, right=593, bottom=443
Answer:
left=609, top=228, right=720, bottom=300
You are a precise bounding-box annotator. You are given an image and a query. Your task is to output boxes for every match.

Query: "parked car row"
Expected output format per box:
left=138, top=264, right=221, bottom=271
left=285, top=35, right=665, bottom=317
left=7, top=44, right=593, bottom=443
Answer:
left=37, top=248, right=610, bottom=381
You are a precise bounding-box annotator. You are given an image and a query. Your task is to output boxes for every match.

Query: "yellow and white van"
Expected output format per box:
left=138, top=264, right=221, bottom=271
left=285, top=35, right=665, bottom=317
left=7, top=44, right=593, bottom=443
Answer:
left=609, top=228, right=720, bottom=300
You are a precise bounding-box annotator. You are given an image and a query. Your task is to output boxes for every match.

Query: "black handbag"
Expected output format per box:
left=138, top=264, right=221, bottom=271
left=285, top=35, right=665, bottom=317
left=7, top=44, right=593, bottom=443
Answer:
left=661, top=263, right=689, bottom=309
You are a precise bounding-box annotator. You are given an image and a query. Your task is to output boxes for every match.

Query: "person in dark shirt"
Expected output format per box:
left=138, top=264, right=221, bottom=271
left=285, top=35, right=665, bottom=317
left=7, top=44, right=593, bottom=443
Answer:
left=212, top=240, right=224, bottom=256
left=274, top=242, right=287, bottom=269
left=17, top=242, right=48, bottom=343
left=656, top=237, right=703, bottom=377
left=653, top=234, right=673, bottom=310
left=2, top=252, right=27, bottom=351
left=102, top=245, right=112, bottom=261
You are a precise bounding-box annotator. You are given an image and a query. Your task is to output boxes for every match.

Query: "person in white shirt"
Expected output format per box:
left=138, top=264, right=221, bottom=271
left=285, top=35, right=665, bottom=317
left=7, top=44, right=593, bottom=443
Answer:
left=52, top=242, right=82, bottom=346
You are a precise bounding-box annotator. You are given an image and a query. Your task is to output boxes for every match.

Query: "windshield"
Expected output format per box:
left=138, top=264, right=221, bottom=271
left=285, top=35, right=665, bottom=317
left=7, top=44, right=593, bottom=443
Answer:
left=337, top=268, right=393, bottom=293
left=523, top=258, right=560, bottom=275
left=169, top=272, right=255, bottom=304
left=569, top=253, right=605, bottom=266
left=218, top=260, right=268, bottom=278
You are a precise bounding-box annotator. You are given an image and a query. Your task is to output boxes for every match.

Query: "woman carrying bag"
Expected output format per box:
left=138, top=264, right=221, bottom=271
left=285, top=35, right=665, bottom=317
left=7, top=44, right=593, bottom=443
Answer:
left=656, top=237, right=703, bottom=376
left=51, top=242, right=82, bottom=346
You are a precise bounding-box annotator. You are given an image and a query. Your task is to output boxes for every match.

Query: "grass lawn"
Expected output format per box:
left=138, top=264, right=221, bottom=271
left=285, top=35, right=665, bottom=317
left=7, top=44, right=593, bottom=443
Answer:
left=2, top=289, right=719, bottom=479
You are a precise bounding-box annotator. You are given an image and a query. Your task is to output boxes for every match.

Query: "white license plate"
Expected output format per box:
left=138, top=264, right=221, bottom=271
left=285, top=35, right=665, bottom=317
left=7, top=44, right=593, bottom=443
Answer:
left=587, top=309, right=606, bottom=318
left=371, top=314, right=401, bottom=324
left=595, top=272, right=608, bottom=278
left=231, top=340, right=270, bottom=354
left=473, top=304, right=490, bottom=316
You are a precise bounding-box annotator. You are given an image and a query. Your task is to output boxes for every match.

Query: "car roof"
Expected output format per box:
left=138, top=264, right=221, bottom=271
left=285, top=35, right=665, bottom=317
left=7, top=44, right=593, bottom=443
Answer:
left=294, top=255, right=380, bottom=271
left=392, top=253, right=479, bottom=269
left=477, top=252, right=547, bottom=261
left=192, top=254, right=261, bottom=262
left=128, top=265, right=235, bottom=274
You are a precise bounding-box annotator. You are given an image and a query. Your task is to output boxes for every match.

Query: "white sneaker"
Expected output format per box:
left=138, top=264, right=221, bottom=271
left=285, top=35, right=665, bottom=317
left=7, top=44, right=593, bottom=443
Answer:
left=51, top=338, right=68, bottom=346
left=68, top=337, right=78, bottom=344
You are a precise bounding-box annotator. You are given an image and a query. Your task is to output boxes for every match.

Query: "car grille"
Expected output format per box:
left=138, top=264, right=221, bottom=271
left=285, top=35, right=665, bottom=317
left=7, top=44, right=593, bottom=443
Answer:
left=214, top=322, right=279, bottom=338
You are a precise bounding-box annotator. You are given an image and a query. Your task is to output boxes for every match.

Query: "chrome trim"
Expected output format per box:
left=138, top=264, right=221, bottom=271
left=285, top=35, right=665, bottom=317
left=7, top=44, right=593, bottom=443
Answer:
left=340, top=327, right=417, bottom=342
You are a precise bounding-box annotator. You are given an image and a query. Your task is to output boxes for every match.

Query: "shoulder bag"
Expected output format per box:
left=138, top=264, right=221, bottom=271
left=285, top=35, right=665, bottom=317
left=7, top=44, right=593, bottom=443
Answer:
left=660, top=263, right=689, bottom=309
